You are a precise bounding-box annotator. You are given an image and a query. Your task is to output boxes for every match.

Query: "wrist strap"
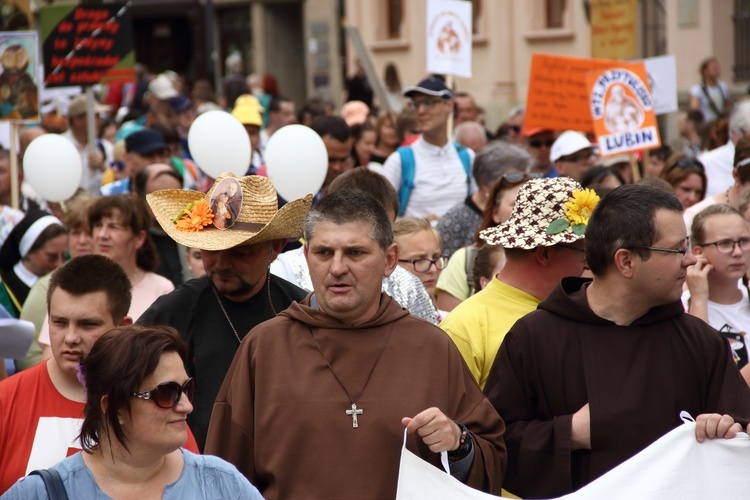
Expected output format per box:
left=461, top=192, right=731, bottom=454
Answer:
left=448, top=420, right=472, bottom=462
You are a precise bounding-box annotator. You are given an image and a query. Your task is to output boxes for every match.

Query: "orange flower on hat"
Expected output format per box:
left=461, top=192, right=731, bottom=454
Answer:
left=174, top=200, right=214, bottom=232
left=565, top=189, right=600, bottom=226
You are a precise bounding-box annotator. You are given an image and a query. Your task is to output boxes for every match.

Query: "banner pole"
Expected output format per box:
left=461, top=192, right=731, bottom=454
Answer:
left=9, top=122, right=20, bottom=210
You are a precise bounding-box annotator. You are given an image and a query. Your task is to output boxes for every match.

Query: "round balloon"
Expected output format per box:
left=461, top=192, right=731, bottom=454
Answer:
left=187, top=110, right=251, bottom=178
left=23, top=134, right=82, bottom=202
left=265, top=124, right=327, bottom=200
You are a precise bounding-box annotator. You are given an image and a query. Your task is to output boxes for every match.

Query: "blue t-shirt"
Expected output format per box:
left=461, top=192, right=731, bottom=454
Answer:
left=3, top=449, right=262, bottom=499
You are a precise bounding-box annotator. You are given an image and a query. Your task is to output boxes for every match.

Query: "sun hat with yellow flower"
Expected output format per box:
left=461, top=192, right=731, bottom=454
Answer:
left=147, top=172, right=312, bottom=251
left=480, top=177, right=600, bottom=249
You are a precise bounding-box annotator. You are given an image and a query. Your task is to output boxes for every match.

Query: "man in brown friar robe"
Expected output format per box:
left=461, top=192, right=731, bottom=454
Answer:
left=484, top=184, right=750, bottom=499
left=206, top=190, right=506, bottom=499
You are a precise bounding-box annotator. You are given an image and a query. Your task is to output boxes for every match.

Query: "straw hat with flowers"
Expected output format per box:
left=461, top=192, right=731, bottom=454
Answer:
left=147, top=172, right=312, bottom=251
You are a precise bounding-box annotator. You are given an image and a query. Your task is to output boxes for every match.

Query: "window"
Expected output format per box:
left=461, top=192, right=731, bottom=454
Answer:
left=546, top=0, right=566, bottom=28
left=386, top=0, right=403, bottom=39
left=735, top=0, right=750, bottom=81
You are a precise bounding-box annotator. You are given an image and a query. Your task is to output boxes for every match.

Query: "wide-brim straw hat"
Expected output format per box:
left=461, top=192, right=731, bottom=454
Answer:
left=480, top=177, right=589, bottom=249
left=147, top=172, right=312, bottom=251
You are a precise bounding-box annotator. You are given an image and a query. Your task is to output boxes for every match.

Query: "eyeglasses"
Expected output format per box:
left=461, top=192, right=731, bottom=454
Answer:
left=560, top=152, right=597, bottom=164
left=398, top=255, right=448, bottom=272
left=528, top=139, right=555, bottom=148
left=131, top=378, right=195, bottom=409
left=407, top=99, right=446, bottom=112
left=493, top=172, right=542, bottom=203
left=631, top=237, right=691, bottom=261
left=557, top=244, right=586, bottom=258
left=697, top=237, right=750, bottom=254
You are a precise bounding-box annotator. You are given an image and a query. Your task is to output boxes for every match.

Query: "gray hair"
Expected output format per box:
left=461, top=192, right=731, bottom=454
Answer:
left=225, top=52, right=243, bottom=73
left=304, top=190, right=394, bottom=251
left=730, top=99, right=750, bottom=140
left=472, top=140, right=533, bottom=187
left=455, top=121, right=486, bottom=146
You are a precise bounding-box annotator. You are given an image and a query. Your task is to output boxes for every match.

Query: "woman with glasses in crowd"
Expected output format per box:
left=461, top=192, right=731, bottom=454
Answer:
left=659, top=153, right=707, bottom=211
left=685, top=204, right=750, bottom=387
left=436, top=171, right=540, bottom=312
left=4, top=324, right=261, bottom=499
left=393, top=218, right=447, bottom=320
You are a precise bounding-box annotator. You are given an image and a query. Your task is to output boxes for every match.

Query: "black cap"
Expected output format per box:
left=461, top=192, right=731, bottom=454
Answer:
left=402, top=76, right=454, bottom=99
left=125, top=129, right=168, bottom=155
left=166, top=95, right=193, bottom=113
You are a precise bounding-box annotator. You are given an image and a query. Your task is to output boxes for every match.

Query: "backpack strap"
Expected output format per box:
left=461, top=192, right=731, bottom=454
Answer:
left=29, top=469, right=69, bottom=500
left=454, top=143, right=472, bottom=197
left=397, top=146, right=416, bottom=217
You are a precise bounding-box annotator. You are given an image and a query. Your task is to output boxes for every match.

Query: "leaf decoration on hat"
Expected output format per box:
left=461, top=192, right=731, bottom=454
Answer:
left=173, top=200, right=214, bottom=232
left=546, top=218, right=570, bottom=235
left=565, top=189, right=600, bottom=226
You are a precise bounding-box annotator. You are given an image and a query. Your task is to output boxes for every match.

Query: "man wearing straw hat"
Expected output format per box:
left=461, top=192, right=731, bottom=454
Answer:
left=139, top=173, right=311, bottom=450
left=484, top=184, right=750, bottom=498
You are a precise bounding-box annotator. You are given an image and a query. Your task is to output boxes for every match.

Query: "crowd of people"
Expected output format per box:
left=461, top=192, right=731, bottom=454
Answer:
left=1, top=52, right=750, bottom=499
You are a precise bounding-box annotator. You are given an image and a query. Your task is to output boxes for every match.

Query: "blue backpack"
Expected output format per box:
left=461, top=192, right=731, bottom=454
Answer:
left=396, top=143, right=471, bottom=217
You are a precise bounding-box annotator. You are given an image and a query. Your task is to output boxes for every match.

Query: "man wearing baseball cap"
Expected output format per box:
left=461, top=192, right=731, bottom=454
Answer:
left=100, top=128, right=171, bottom=196
left=379, top=76, right=474, bottom=219
left=441, top=176, right=594, bottom=389
left=550, top=130, right=598, bottom=181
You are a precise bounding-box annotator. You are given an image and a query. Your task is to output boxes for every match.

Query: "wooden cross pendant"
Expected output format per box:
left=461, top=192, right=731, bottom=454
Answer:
left=346, top=403, right=363, bottom=428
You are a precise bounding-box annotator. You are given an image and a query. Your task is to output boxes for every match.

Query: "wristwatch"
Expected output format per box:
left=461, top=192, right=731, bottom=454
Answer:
left=448, top=421, right=473, bottom=461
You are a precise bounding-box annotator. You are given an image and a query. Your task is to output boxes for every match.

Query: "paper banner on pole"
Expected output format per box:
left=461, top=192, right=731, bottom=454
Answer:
left=426, top=0, right=473, bottom=78
left=0, top=31, right=40, bottom=122
left=40, top=4, right=135, bottom=88
left=641, top=55, right=678, bottom=115
left=587, top=63, right=661, bottom=157
left=590, top=0, right=637, bottom=59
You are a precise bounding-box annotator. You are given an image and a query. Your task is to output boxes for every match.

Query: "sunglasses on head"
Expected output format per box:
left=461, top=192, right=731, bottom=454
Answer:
left=528, top=139, right=555, bottom=148
left=131, top=378, right=195, bottom=409
left=667, top=157, right=705, bottom=173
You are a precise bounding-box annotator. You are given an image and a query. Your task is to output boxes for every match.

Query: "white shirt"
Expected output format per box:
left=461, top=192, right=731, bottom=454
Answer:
left=699, top=140, right=734, bottom=198
left=376, top=136, right=475, bottom=219
left=683, top=196, right=717, bottom=232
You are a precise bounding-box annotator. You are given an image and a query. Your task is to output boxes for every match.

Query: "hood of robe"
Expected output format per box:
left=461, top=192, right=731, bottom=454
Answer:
left=280, top=292, right=411, bottom=330
left=538, top=276, right=685, bottom=326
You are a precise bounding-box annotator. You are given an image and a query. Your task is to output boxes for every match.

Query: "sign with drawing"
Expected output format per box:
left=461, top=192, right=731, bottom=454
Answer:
left=587, top=64, right=661, bottom=156
left=426, top=0, right=472, bottom=78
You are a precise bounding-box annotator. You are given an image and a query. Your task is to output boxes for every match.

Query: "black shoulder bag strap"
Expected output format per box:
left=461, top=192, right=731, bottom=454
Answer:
left=700, top=83, right=722, bottom=118
left=29, top=469, right=69, bottom=500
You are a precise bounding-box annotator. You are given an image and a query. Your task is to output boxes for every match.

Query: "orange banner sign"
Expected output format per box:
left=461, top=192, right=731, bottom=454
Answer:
left=525, top=54, right=629, bottom=133
left=587, top=63, right=661, bottom=157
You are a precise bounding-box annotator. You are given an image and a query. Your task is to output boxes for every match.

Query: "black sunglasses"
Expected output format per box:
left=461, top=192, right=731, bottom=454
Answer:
left=131, top=378, right=195, bottom=409
left=666, top=157, right=705, bottom=174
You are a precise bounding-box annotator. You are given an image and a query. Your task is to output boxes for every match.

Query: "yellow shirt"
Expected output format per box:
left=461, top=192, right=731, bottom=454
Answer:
left=440, top=277, right=540, bottom=389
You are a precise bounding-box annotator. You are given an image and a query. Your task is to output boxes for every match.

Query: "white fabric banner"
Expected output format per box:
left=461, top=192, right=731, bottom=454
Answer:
left=426, top=0, right=473, bottom=78
left=396, top=415, right=750, bottom=499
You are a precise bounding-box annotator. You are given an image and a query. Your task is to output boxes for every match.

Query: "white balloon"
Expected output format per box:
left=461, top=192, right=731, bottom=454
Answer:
left=265, top=124, right=328, bottom=200
left=22, top=134, right=82, bottom=202
left=187, top=110, right=251, bottom=178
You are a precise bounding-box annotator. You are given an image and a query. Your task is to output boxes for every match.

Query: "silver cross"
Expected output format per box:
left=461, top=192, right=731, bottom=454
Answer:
left=346, top=403, right=363, bottom=428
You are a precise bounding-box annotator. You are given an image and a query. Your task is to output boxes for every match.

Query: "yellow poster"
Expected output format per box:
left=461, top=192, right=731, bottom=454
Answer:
left=590, top=0, right=637, bottom=59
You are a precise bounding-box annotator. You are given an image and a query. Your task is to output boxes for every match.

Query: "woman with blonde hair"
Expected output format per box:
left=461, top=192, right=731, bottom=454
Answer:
left=393, top=217, right=446, bottom=318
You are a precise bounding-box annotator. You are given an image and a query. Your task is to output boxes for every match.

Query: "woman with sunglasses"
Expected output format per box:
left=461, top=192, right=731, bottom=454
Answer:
left=685, top=204, right=750, bottom=387
left=4, top=325, right=261, bottom=499
left=659, top=153, right=707, bottom=211
left=436, top=171, right=539, bottom=312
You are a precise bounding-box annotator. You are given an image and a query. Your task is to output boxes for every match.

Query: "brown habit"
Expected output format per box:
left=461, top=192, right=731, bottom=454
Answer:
left=484, top=277, right=750, bottom=499
left=206, top=294, right=506, bottom=499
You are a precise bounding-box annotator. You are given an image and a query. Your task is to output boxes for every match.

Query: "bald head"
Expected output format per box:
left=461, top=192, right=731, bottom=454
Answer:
left=455, top=121, right=487, bottom=153
left=19, top=127, right=47, bottom=156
